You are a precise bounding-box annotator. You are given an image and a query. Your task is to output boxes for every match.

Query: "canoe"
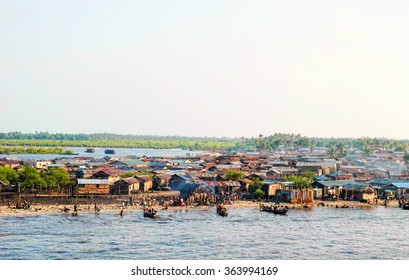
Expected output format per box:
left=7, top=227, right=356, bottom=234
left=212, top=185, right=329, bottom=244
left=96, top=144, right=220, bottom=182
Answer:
left=144, top=211, right=157, bottom=218
left=217, top=207, right=228, bottom=217
left=260, top=205, right=288, bottom=215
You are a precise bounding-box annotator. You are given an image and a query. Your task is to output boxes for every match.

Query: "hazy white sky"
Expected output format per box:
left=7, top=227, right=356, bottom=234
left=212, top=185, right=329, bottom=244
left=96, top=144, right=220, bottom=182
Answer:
left=1, top=1, right=409, bottom=138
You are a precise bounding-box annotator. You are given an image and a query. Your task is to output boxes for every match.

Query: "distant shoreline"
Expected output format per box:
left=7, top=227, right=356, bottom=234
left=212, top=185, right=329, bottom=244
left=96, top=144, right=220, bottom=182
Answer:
left=0, top=147, right=76, bottom=155
left=0, top=199, right=399, bottom=216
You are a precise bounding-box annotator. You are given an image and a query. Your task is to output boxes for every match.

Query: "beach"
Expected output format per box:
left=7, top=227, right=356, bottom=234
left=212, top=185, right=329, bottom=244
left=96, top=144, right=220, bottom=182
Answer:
left=0, top=198, right=399, bottom=216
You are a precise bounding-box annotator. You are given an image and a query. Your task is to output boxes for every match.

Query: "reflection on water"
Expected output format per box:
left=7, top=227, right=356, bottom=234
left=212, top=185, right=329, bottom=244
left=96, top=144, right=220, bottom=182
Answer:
left=0, top=207, right=408, bottom=260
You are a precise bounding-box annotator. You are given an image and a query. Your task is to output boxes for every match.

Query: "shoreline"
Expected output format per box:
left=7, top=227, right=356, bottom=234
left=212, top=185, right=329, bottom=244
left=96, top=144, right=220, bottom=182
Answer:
left=0, top=199, right=399, bottom=216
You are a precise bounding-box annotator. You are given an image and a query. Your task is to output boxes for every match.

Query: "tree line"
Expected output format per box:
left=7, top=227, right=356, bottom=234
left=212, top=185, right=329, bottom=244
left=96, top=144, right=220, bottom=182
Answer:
left=0, top=147, right=75, bottom=155
left=1, top=132, right=409, bottom=152
left=250, top=133, right=409, bottom=156
left=0, top=132, right=241, bottom=142
left=0, top=139, right=237, bottom=151
left=0, top=166, right=72, bottom=192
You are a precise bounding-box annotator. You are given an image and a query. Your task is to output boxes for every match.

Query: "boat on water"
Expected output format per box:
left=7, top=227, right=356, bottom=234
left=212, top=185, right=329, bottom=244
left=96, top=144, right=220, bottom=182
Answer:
left=85, top=148, right=95, bottom=153
left=402, top=203, right=409, bottom=210
left=216, top=205, right=228, bottom=216
left=336, top=204, right=349, bottom=209
left=144, top=208, right=157, bottom=218
left=260, top=204, right=288, bottom=215
left=71, top=211, right=78, bottom=216
left=104, top=149, right=116, bottom=154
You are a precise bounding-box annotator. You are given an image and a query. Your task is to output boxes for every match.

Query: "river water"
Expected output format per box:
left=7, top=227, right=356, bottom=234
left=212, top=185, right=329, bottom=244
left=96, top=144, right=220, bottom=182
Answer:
left=0, top=206, right=408, bottom=260
left=2, top=147, right=198, bottom=160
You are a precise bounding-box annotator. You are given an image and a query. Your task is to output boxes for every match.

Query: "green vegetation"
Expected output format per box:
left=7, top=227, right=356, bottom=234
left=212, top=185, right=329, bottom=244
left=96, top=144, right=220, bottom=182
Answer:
left=1, top=132, right=409, bottom=153
left=0, top=132, right=238, bottom=142
left=301, top=170, right=318, bottom=181
left=0, top=147, right=75, bottom=155
left=42, top=168, right=71, bottom=190
left=252, top=133, right=409, bottom=151
left=224, top=170, right=245, bottom=181
left=17, top=166, right=46, bottom=190
left=249, top=178, right=264, bottom=197
left=0, top=166, right=72, bottom=192
left=0, top=139, right=236, bottom=151
left=0, top=166, right=18, bottom=185
left=121, top=171, right=154, bottom=178
left=283, top=175, right=312, bottom=189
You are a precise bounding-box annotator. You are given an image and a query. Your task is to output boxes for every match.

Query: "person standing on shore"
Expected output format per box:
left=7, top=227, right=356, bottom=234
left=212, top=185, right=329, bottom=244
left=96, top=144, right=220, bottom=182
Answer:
left=94, top=203, right=101, bottom=213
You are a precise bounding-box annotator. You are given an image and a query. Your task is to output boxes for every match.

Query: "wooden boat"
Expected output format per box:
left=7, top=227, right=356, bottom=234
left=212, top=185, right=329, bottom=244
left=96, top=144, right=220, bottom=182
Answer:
left=217, top=206, right=228, bottom=216
left=260, top=205, right=288, bottom=215
left=402, top=203, right=409, bottom=210
left=72, top=211, right=78, bottom=216
left=144, top=209, right=157, bottom=218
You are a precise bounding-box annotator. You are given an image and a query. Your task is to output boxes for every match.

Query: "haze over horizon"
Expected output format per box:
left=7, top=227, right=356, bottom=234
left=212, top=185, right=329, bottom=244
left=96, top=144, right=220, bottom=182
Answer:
left=2, top=130, right=409, bottom=141
left=2, top=1, right=408, bottom=139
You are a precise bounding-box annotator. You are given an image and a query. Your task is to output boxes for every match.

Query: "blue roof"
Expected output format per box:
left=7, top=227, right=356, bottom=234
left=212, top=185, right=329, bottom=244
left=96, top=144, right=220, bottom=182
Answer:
left=315, top=175, right=333, bottom=181
left=149, top=161, right=167, bottom=167
left=366, top=178, right=409, bottom=185
left=263, top=180, right=280, bottom=184
left=314, top=180, right=358, bottom=187
left=179, top=175, right=192, bottom=181
left=330, top=171, right=344, bottom=177
left=388, top=183, right=409, bottom=189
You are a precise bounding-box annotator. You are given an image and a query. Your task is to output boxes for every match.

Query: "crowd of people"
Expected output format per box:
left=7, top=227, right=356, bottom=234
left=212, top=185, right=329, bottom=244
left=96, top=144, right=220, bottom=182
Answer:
left=137, top=193, right=239, bottom=208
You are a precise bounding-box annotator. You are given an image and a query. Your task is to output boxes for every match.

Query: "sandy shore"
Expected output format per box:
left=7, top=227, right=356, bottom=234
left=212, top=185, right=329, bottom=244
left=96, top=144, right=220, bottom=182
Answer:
left=0, top=199, right=399, bottom=216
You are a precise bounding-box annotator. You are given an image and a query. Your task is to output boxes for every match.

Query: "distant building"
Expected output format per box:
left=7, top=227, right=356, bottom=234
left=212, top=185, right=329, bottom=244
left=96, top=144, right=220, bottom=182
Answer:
left=76, top=179, right=110, bottom=195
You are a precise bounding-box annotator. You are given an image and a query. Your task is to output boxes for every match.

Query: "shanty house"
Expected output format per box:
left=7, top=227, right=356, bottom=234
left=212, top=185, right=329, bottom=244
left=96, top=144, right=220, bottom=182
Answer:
left=203, top=181, right=241, bottom=195
left=111, top=178, right=140, bottom=195
left=76, top=179, right=110, bottom=195
left=312, top=180, right=358, bottom=200
left=134, top=175, right=153, bottom=192
left=275, top=186, right=314, bottom=204
left=170, top=174, right=193, bottom=185
left=93, top=169, right=125, bottom=185
left=340, top=185, right=376, bottom=202
left=153, top=174, right=171, bottom=190
left=262, top=180, right=281, bottom=198
left=384, top=183, right=409, bottom=200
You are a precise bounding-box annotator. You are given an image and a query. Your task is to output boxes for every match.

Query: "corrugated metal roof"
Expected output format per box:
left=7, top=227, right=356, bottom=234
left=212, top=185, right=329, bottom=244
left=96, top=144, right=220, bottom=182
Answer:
left=389, top=183, right=409, bottom=189
left=123, top=177, right=139, bottom=184
left=77, top=179, right=110, bottom=185
left=46, top=164, right=65, bottom=167
left=264, top=180, right=280, bottom=184
left=215, top=164, right=241, bottom=169
left=367, top=178, right=409, bottom=185
left=204, top=181, right=240, bottom=187
left=314, top=180, right=358, bottom=187
left=135, top=175, right=152, bottom=181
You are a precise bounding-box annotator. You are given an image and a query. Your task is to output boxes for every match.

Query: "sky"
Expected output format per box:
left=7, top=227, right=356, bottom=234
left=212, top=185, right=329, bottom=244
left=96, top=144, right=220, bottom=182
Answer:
left=1, top=0, right=409, bottom=139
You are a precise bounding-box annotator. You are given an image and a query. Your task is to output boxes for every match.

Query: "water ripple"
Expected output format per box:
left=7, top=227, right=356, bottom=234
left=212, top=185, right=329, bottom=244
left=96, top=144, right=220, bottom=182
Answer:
left=1, top=207, right=409, bottom=259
